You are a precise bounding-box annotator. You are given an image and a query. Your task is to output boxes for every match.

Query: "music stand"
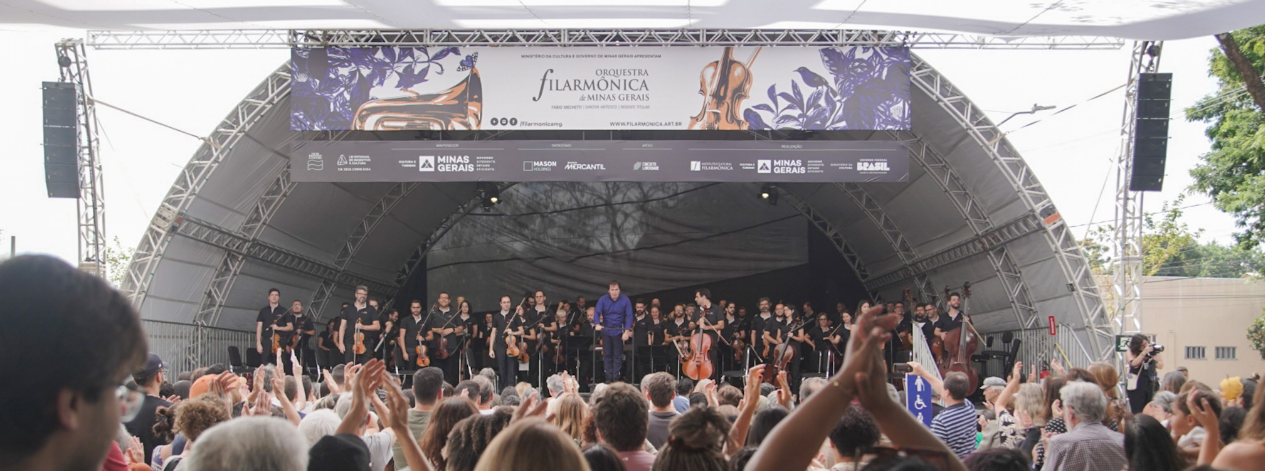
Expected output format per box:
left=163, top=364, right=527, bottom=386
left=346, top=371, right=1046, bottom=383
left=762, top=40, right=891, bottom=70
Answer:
left=564, top=336, right=592, bottom=378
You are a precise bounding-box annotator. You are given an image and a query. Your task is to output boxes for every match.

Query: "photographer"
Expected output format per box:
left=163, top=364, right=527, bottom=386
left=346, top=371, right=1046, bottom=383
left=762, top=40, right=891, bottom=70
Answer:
left=1125, top=333, right=1165, bottom=414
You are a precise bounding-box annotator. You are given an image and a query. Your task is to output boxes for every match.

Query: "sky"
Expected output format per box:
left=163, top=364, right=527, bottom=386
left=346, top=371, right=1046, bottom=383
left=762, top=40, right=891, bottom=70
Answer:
left=0, top=29, right=1240, bottom=267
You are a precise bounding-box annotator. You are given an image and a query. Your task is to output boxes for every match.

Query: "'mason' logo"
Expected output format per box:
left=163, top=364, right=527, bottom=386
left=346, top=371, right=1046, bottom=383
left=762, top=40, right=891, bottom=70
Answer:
left=418, top=156, right=435, bottom=172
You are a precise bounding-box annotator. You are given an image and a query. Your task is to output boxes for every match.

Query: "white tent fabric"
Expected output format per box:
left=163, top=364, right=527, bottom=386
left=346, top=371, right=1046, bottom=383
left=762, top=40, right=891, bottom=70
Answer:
left=5, top=0, right=1265, bottom=40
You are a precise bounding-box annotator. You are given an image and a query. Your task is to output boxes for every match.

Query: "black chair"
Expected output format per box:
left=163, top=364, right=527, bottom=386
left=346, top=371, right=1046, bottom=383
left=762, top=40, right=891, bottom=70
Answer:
left=245, top=347, right=263, bottom=368
left=975, top=331, right=1018, bottom=379
left=227, top=346, right=248, bottom=374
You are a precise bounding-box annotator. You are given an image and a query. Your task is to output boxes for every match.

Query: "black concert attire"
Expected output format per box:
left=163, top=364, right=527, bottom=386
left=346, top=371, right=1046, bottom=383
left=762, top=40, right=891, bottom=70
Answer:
left=289, top=314, right=316, bottom=376
left=664, top=318, right=690, bottom=376
left=491, top=312, right=514, bottom=390
left=529, top=308, right=557, bottom=386
left=936, top=309, right=967, bottom=335
left=256, top=305, right=290, bottom=362
left=632, top=314, right=651, bottom=382
left=427, top=308, right=460, bottom=385
left=396, top=314, right=427, bottom=373
left=341, top=303, right=378, bottom=365
left=317, top=329, right=336, bottom=370
left=690, top=305, right=723, bottom=383
left=720, top=314, right=743, bottom=372
left=506, top=311, right=529, bottom=387
left=572, top=317, right=598, bottom=390
left=457, top=313, right=478, bottom=377
left=648, top=318, right=670, bottom=373
left=750, top=314, right=772, bottom=363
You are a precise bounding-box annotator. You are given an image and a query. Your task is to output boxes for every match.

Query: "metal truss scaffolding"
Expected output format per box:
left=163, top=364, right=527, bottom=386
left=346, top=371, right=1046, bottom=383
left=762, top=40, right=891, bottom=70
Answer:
left=55, top=40, right=107, bottom=278
left=836, top=183, right=937, bottom=303
left=1114, top=41, right=1162, bottom=335
left=781, top=190, right=881, bottom=302
left=87, top=29, right=1125, bottom=50
left=909, top=53, right=1112, bottom=363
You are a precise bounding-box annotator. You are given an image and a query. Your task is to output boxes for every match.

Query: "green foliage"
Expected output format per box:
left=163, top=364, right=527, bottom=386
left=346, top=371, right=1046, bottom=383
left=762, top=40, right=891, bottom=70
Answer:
left=104, top=236, right=133, bottom=288
left=1249, top=311, right=1265, bottom=360
left=1141, top=197, right=1202, bottom=276
left=1186, top=25, right=1265, bottom=250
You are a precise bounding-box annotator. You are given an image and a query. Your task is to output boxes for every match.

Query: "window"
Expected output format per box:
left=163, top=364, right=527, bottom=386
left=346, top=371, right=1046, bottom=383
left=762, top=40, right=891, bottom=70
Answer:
left=1216, top=346, right=1237, bottom=360
left=1185, top=346, right=1206, bottom=360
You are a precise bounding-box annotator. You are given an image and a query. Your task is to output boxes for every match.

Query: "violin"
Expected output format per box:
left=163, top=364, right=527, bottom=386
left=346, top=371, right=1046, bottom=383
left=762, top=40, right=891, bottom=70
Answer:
left=937, top=282, right=980, bottom=396
left=352, top=325, right=367, bottom=355
left=732, top=337, right=747, bottom=363
left=505, top=331, right=521, bottom=357
left=271, top=329, right=283, bottom=355
left=688, top=47, right=761, bottom=130
left=415, top=342, right=431, bottom=367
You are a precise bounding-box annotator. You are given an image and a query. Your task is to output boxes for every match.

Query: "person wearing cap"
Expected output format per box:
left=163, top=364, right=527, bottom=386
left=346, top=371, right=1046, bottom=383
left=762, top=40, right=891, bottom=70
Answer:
left=1177, top=366, right=1189, bottom=378
left=0, top=255, right=148, bottom=471
left=124, top=353, right=173, bottom=466
left=982, top=376, right=1007, bottom=409
left=1222, top=377, right=1245, bottom=405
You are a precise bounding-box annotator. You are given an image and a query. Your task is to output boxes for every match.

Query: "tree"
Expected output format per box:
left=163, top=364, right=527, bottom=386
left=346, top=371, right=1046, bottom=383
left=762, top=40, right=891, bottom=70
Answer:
left=104, top=236, right=133, bottom=288
left=1187, top=25, right=1265, bottom=250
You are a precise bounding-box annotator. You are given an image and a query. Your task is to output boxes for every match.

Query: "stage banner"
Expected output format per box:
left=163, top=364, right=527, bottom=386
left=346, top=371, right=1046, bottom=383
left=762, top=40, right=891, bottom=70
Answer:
left=291, top=139, right=908, bottom=183
left=289, top=45, right=910, bottom=132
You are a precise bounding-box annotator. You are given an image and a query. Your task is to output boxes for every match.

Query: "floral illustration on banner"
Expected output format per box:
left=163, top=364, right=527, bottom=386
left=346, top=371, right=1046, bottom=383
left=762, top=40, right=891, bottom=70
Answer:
left=290, top=46, right=479, bottom=130
left=743, top=47, right=910, bottom=131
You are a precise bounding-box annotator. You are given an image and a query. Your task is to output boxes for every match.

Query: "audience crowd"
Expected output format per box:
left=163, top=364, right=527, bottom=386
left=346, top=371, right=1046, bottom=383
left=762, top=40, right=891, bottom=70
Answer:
left=5, top=254, right=1265, bottom=471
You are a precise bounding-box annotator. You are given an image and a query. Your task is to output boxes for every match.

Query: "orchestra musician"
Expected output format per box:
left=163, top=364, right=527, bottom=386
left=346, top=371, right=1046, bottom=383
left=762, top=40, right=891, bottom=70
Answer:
left=690, top=288, right=724, bottom=383
left=255, top=288, right=291, bottom=361
left=427, top=292, right=460, bottom=385
left=396, top=300, right=429, bottom=374
left=804, top=312, right=834, bottom=373
left=489, top=295, right=515, bottom=390
left=933, top=292, right=971, bottom=340
left=720, top=302, right=742, bottom=372
left=647, top=305, right=669, bottom=373
left=594, top=281, right=634, bottom=385
left=337, top=285, right=380, bottom=365
left=574, top=305, right=598, bottom=390
left=749, top=298, right=773, bottom=362
left=288, top=299, right=316, bottom=376
left=457, top=300, right=478, bottom=375
left=664, top=304, right=690, bottom=376
left=631, top=299, right=651, bottom=381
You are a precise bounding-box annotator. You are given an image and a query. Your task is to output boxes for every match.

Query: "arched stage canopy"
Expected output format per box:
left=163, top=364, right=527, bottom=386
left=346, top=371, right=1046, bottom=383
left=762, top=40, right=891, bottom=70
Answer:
left=6, top=0, right=1265, bottom=41
left=119, top=48, right=1115, bottom=366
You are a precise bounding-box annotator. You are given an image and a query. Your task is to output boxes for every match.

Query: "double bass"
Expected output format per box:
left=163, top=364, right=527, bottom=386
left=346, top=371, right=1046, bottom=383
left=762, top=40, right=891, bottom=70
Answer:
left=937, top=282, right=980, bottom=396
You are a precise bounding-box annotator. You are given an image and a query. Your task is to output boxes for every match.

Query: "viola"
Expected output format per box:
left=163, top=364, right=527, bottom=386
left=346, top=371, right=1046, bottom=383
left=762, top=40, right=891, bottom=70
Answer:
left=732, top=337, right=747, bottom=363
left=505, top=332, right=521, bottom=357
left=682, top=331, right=714, bottom=381
left=688, top=47, right=761, bottom=130
left=271, top=330, right=283, bottom=355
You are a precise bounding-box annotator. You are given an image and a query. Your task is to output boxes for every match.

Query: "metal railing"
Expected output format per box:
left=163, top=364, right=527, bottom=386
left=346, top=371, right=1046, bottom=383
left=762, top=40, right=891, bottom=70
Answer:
left=983, top=324, right=1099, bottom=374
left=141, top=319, right=253, bottom=377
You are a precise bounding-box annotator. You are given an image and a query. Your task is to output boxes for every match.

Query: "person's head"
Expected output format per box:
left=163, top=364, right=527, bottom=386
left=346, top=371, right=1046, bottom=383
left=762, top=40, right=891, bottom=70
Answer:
left=1016, top=383, right=1046, bottom=425
left=943, top=372, right=970, bottom=402
left=133, top=353, right=167, bottom=390
left=608, top=281, right=621, bottom=300
left=963, top=448, right=1029, bottom=471
left=644, top=372, right=676, bottom=409
left=651, top=405, right=730, bottom=471
left=1177, top=366, right=1189, bottom=377
left=1239, top=379, right=1256, bottom=410
left=297, top=409, right=341, bottom=447
left=455, top=380, right=483, bottom=403
left=1128, top=334, right=1150, bottom=356
left=800, top=377, right=828, bottom=402
left=1088, top=361, right=1120, bottom=398
left=291, top=299, right=305, bottom=315
left=913, top=303, right=925, bottom=319
left=354, top=285, right=368, bottom=304
left=1125, top=414, right=1185, bottom=471
left=0, top=255, right=147, bottom=470
left=176, top=395, right=231, bottom=443
left=421, top=398, right=480, bottom=470
left=182, top=417, right=308, bottom=471
left=1161, top=371, right=1187, bottom=394
left=745, top=406, right=789, bottom=447
left=948, top=293, right=961, bottom=308
left=471, top=375, right=495, bottom=407
left=445, top=407, right=514, bottom=471
left=268, top=288, right=281, bottom=304
left=729, top=447, right=757, bottom=471
left=414, top=367, right=445, bottom=406
left=676, top=377, right=694, bottom=397
left=1172, top=389, right=1223, bottom=438
left=436, top=291, right=451, bottom=309
left=1060, top=381, right=1108, bottom=426
left=326, top=319, right=338, bottom=332
left=695, top=287, right=711, bottom=306
left=475, top=418, right=590, bottom=471
left=592, top=382, right=648, bottom=452
left=650, top=305, right=662, bottom=321
left=459, top=300, right=471, bottom=315
left=758, top=297, right=770, bottom=313
left=582, top=445, right=624, bottom=471
left=1145, top=391, right=1178, bottom=422
left=546, top=374, right=565, bottom=397
left=828, top=405, right=880, bottom=459
left=717, top=385, right=742, bottom=408
left=635, top=300, right=646, bottom=315
left=1242, top=377, right=1265, bottom=441
left=553, top=393, right=589, bottom=442
left=1220, top=405, right=1248, bottom=444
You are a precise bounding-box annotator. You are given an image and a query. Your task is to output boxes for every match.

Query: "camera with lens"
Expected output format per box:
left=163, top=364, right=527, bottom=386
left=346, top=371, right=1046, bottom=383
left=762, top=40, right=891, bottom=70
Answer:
left=1150, top=344, right=1165, bottom=353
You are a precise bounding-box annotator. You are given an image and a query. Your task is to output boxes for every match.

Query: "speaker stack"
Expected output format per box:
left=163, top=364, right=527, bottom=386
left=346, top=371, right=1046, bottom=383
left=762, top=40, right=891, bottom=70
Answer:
left=42, top=81, right=79, bottom=199
left=1130, top=73, right=1171, bottom=192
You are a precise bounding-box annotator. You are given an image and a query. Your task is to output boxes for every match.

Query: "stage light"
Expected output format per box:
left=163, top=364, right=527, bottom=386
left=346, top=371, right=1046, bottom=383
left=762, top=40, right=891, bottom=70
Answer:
left=477, top=183, right=501, bottom=211
left=760, top=184, right=777, bottom=206
left=489, top=195, right=499, bottom=204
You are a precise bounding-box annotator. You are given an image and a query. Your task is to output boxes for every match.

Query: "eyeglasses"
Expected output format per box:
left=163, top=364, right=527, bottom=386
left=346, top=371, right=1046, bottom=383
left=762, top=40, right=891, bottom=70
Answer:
left=117, top=382, right=145, bottom=422
left=862, top=446, right=951, bottom=471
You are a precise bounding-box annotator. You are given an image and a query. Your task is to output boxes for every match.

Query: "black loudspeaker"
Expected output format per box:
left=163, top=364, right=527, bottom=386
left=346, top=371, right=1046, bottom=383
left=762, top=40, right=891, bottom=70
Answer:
left=1130, top=73, right=1171, bottom=192
left=42, top=82, right=79, bottom=199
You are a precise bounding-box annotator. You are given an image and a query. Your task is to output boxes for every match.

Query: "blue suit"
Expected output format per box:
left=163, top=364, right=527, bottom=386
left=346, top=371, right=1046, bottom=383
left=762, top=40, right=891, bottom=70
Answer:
left=595, top=294, right=633, bottom=381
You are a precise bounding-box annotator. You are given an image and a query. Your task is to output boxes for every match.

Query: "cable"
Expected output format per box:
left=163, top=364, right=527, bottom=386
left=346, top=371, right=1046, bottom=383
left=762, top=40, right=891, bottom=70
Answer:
left=1068, top=202, right=1213, bottom=229
left=1002, top=83, right=1127, bottom=136
left=91, top=97, right=211, bottom=146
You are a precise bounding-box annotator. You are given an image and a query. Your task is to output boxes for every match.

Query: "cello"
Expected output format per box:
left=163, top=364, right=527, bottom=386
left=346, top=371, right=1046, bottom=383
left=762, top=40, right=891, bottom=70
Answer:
left=763, top=318, right=807, bottom=384
left=682, top=330, right=714, bottom=381
left=937, top=282, right=980, bottom=396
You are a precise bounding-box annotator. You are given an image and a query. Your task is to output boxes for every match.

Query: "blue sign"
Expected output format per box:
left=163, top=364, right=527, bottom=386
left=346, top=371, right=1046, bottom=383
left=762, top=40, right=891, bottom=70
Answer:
left=905, top=374, right=933, bottom=427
